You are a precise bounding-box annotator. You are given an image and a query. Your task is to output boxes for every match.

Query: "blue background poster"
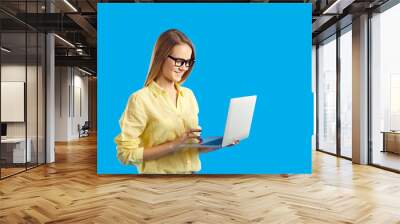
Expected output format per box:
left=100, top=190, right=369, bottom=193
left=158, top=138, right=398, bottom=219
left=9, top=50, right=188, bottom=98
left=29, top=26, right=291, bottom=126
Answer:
left=98, top=3, right=312, bottom=174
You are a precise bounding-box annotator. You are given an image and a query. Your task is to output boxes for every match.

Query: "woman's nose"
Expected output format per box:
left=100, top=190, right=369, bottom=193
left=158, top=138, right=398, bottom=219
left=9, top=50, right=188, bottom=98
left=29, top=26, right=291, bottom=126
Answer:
left=178, top=66, right=187, bottom=71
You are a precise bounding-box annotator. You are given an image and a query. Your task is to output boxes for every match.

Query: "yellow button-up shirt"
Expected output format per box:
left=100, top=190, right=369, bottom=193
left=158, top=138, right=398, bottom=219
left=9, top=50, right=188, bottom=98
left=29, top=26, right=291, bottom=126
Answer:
left=114, top=81, right=201, bottom=174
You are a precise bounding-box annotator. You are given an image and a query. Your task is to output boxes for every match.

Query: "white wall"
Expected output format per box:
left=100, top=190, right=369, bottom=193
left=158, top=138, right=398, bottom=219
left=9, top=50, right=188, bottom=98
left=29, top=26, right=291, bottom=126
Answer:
left=55, top=67, right=89, bottom=141
left=55, top=66, right=70, bottom=141
left=1, top=64, right=46, bottom=164
left=1, top=65, right=40, bottom=137
left=71, top=71, right=89, bottom=139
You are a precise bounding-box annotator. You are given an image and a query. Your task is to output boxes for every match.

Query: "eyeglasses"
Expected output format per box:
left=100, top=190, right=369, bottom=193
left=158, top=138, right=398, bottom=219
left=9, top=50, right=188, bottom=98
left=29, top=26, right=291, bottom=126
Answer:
left=168, top=55, right=195, bottom=68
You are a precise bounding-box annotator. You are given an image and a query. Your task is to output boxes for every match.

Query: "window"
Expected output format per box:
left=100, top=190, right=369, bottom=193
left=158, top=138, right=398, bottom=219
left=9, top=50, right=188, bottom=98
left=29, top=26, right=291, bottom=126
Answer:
left=371, top=2, right=400, bottom=171
left=317, top=35, right=337, bottom=154
left=339, top=27, right=352, bottom=158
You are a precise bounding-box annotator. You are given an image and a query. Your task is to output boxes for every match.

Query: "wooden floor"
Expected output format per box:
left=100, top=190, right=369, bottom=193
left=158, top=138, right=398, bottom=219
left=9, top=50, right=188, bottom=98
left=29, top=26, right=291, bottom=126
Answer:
left=1, top=163, right=45, bottom=178
left=373, top=151, right=400, bottom=171
left=0, top=167, right=26, bottom=178
left=1, top=135, right=400, bottom=224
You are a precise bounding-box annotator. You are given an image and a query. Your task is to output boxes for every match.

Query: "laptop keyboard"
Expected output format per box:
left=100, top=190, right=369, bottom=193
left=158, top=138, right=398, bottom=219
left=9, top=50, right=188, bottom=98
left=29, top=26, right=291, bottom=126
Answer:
left=204, top=138, right=223, bottom=146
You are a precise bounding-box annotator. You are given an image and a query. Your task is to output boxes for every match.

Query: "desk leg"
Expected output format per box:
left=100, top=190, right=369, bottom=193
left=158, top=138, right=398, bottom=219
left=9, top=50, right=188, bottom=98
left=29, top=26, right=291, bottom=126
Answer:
left=382, top=133, right=386, bottom=153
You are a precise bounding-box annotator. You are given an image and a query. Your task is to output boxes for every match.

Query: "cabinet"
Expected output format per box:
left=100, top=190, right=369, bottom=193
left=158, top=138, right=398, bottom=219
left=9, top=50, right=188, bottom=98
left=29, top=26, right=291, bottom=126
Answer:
left=0, top=138, right=32, bottom=165
left=382, top=131, right=400, bottom=154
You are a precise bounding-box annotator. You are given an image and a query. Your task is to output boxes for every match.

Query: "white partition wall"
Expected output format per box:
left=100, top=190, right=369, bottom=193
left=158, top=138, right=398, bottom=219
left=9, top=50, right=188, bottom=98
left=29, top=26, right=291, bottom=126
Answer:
left=55, top=67, right=89, bottom=141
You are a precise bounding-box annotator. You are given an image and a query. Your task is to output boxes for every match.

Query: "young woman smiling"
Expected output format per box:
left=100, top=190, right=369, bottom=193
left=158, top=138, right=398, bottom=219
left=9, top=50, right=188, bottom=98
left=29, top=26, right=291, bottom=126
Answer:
left=115, top=29, right=238, bottom=174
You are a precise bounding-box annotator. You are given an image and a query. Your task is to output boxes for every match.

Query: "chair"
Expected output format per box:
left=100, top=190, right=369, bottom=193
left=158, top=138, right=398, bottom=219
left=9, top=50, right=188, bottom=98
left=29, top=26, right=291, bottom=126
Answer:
left=78, top=121, right=90, bottom=138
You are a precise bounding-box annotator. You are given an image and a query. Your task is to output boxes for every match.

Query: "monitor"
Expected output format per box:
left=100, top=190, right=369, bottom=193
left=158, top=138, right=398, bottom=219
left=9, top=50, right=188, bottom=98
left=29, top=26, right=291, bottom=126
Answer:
left=1, top=123, right=7, bottom=137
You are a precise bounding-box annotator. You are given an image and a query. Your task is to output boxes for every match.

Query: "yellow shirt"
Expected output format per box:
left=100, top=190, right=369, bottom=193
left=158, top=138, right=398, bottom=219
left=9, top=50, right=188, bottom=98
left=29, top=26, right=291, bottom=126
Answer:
left=114, top=81, right=201, bottom=174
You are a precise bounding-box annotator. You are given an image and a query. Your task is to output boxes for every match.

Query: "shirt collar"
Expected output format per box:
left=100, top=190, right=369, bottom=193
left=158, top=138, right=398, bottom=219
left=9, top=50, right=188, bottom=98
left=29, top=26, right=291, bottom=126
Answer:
left=148, top=81, right=184, bottom=97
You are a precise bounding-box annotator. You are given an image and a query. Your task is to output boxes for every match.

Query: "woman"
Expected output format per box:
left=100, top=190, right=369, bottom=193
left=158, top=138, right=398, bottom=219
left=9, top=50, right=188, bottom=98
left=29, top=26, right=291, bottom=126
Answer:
left=115, top=29, right=238, bottom=174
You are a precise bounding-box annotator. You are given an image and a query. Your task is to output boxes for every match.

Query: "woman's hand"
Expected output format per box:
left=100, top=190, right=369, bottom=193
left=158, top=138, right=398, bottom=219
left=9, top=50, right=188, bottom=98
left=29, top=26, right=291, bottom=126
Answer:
left=198, top=140, right=240, bottom=153
left=143, top=128, right=202, bottom=161
left=172, top=128, right=203, bottom=148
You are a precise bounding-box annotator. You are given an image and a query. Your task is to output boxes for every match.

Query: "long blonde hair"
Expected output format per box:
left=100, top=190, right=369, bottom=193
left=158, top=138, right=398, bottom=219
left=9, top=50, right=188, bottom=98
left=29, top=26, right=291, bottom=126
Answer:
left=144, top=29, right=195, bottom=87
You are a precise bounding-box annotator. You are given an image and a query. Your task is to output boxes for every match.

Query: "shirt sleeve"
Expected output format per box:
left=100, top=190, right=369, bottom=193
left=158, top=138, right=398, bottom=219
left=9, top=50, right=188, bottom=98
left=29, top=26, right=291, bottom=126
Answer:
left=188, top=90, right=203, bottom=152
left=114, top=94, right=147, bottom=165
left=187, top=88, right=202, bottom=132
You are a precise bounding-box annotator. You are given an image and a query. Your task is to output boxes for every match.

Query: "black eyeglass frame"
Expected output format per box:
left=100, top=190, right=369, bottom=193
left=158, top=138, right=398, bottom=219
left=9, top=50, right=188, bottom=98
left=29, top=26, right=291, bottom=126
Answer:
left=168, top=55, right=195, bottom=68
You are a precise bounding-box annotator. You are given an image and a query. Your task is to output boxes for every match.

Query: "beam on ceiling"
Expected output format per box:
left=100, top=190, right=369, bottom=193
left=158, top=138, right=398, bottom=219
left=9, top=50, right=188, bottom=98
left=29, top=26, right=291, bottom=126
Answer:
left=67, top=13, right=97, bottom=43
left=55, top=55, right=96, bottom=71
left=323, top=0, right=356, bottom=14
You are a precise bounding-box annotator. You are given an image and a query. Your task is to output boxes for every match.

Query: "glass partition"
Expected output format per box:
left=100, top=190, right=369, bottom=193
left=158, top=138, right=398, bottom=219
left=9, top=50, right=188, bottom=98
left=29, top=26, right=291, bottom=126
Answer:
left=1, top=31, right=28, bottom=177
left=317, top=35, right=337, bottom=155
left=0, top=1, right=46, bottom=179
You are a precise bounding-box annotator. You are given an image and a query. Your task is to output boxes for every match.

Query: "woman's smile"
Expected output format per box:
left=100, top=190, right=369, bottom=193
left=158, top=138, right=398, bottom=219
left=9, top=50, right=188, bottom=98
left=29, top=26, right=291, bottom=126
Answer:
left=174, top=71, right=184, bottom=77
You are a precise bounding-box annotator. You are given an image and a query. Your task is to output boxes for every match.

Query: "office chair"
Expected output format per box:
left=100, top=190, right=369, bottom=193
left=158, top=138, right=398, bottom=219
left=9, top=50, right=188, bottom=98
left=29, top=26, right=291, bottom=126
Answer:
left=79, top=121, right=90, bottom=138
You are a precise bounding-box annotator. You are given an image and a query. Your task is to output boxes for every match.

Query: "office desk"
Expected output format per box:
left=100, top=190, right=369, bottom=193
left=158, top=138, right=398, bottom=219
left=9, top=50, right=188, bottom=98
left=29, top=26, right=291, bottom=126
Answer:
left=1, top=138, right=32, bottom=163
left=381, top=131, right=400, bottom=154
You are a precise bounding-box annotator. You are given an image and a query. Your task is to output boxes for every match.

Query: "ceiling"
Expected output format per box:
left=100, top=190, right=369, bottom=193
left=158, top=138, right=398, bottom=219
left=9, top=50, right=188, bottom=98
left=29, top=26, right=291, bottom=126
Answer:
left=1, top=0, right=397, bottom=74
left=0, top=0, right=97, bottom=74
left=311, top=0, right=392, bottom=44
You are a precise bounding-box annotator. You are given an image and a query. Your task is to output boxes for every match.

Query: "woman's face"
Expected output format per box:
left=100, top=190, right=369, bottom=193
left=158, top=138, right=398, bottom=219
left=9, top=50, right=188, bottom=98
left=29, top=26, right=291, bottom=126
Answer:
left=160, top=44, right=193, bottom=83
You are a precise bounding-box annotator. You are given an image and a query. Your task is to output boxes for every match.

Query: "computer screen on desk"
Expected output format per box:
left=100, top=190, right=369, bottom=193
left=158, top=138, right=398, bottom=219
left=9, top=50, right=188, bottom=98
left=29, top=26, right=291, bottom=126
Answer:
left=1, top=123, right=7, bottom=138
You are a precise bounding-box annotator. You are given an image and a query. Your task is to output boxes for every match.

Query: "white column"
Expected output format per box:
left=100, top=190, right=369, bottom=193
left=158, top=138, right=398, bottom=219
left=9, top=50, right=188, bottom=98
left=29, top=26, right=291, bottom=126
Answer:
left=46, top=1, right=55, bottom=163
left=352, top=14, right=369, bottom=164
left=46, top=33, right=55, bottom=163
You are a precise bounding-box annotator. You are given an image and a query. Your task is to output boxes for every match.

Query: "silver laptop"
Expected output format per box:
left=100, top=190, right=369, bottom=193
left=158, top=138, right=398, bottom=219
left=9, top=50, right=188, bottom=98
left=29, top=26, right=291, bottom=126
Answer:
left=184, top=95, right=257, bottom=148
